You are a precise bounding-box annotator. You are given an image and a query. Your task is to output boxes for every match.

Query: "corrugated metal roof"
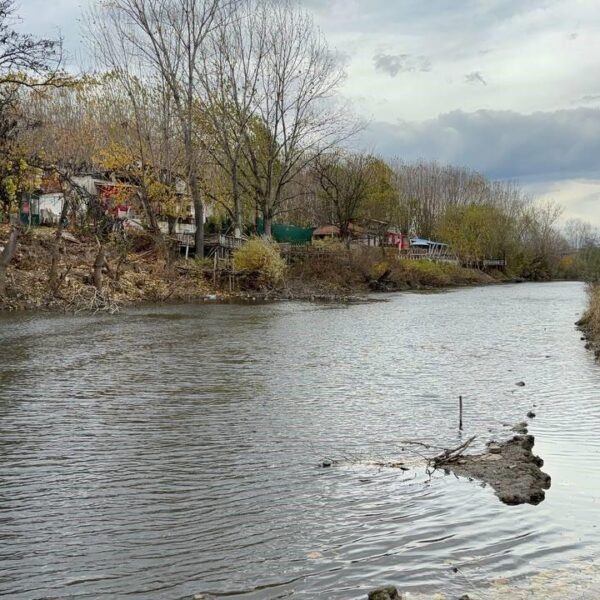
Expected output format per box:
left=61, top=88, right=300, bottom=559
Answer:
left=410, top=238, right=448, bottom=247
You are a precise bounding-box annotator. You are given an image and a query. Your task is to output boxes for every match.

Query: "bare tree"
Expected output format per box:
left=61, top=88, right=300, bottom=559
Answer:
left=0, top=0, right=70, bottom=297
left=240, top=0, right=355, bottom=237
left=313, top=150, right=374, bottom=243
left=87, top=11, right=180, bottom=234
left=91, top=0, right=228, bottom=256
left=563, top=218, right=599, bottom=250
left=197, top=0, right=267, bottom=238
left=0, top=0, right=67, bottom=88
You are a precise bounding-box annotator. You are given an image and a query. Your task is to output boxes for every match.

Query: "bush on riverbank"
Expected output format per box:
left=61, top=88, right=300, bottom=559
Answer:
left=232, top=237, right=286, bottom=289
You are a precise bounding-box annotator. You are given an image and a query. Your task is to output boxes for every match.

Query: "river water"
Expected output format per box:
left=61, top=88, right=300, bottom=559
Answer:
left=1, top=282, right=599, bottom=600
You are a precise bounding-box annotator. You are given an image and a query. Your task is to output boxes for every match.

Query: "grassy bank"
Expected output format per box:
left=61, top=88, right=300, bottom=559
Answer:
left=0, top=227, right=500, bottom=313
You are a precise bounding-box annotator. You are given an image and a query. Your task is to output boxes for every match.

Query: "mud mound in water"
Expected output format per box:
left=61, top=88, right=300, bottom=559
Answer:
left=445, top=434, right=551, bottom=505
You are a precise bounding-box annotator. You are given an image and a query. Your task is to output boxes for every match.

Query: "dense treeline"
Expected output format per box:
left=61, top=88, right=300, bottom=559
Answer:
left=0, top=0, right=599, bottom=292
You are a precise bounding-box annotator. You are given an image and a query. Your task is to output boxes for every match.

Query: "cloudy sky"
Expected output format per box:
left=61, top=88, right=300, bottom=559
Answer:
left=16, top=0, right=600, bottom=224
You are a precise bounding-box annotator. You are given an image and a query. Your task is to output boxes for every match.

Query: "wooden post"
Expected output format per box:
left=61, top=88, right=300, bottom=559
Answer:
left=459, top=396, right=463, bottom=431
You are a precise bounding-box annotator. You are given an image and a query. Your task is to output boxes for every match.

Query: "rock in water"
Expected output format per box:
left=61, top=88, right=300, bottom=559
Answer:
left=511, top=421, right=528, bottom=434
left=368, top=586, right=401, bottom=600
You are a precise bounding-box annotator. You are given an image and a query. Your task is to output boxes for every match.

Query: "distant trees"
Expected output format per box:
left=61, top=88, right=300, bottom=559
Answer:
left=0, top=0, right=73, bottom=296
left=563, top=218, right=599, bottom=251
left=3, top=0, right=597, bottom=288
left=391, top=160, right=527, bottom=239
left=435, top=204, right=514, bottom=266
left=314, top=151, right=375, bottom=242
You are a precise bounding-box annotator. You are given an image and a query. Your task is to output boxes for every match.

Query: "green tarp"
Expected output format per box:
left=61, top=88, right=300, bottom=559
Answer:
left=256, top=219, right=314, bottom=244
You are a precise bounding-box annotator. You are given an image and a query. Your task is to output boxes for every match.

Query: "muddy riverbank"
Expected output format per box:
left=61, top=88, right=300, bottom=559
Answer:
left=444, top=434, right=551, bottom=506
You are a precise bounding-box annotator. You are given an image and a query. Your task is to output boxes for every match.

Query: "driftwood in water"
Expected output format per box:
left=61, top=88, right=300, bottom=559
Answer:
left=431, top=436, right=476, bottom=468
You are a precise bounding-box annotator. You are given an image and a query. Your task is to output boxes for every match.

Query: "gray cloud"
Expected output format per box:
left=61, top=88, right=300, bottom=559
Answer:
left=465, top=71, right=487, bottom=86
left=579, top=94, right=600, bottom=103
left=373, top=53, right=431, bottom=77
left=357, top=107, right=600, bottom=181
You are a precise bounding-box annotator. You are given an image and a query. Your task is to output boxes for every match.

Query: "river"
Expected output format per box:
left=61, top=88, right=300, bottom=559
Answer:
left=1, top=282, right=599, bottom=599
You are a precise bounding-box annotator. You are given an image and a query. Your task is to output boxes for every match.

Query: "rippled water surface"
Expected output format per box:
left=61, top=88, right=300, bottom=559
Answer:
left=1, top=282, right=599, bottom=599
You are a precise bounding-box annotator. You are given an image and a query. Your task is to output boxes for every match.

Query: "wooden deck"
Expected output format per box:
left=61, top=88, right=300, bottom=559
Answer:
left=174, top=233, right=245, bottom=258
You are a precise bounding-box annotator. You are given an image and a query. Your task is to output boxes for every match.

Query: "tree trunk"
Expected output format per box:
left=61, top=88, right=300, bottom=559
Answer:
left=263, top=213, right=272, bottom=238
left=48, top=196, right=70, bottom=291
left=0, top=227, right=19, bottom=297
left=232, top=160, right=242, bottom=239
left=93, top=245, right=106, bottom=290
left=139, top=191, right=160, bottom=234
left=263, top=199, right=273, bottom=238
left=191, top=173, right=204, bottom=258
left=167, top=216, right=176, bottom=235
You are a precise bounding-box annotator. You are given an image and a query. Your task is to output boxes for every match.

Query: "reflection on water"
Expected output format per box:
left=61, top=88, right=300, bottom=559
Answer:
left=0, top=282, right=599, bottom=599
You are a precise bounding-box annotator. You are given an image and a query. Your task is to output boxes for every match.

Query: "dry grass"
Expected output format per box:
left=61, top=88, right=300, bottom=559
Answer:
left=286, top=243, right=494, bottom=293
left=232, top=237, right=287, bottom=289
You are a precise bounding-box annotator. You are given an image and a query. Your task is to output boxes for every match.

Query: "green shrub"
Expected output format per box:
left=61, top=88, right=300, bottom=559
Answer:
left=233, top=237, right=286, bottom=288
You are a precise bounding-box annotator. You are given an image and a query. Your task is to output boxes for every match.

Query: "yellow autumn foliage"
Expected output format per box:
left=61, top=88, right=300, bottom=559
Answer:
left=232, top=238, right=286, bottom=288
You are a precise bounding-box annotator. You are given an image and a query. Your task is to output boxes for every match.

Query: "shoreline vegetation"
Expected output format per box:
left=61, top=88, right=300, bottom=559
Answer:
left=0, top=226, right=503, bottom=313
left=578, top=284, right=600, bottom=358
left=1, top=0, right=596, bottom=317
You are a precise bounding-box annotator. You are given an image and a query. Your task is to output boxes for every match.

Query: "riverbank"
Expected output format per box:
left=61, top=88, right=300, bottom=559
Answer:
left=578, top=283, right=600, bottom=358
left=0, top=226, right=502, bottom=312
